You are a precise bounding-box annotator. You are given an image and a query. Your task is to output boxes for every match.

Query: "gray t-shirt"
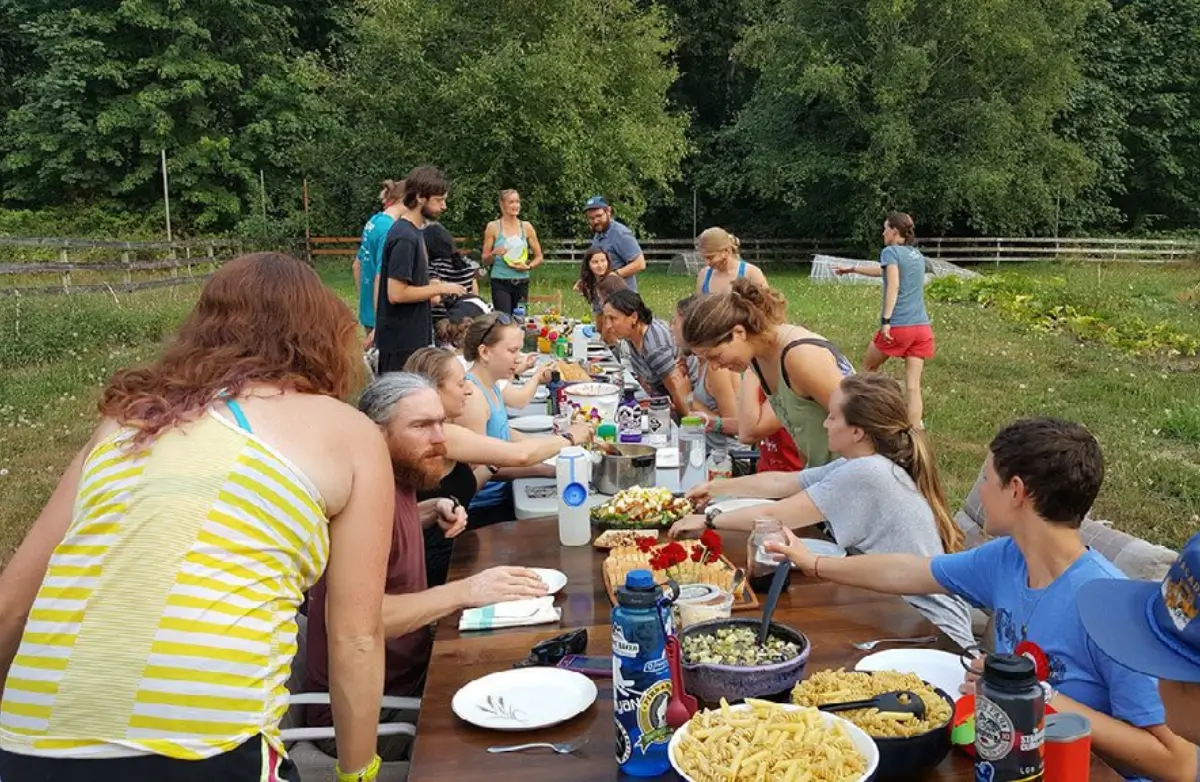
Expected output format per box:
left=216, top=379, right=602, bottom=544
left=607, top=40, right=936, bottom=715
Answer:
left=800, top=455, right=975, bottom=649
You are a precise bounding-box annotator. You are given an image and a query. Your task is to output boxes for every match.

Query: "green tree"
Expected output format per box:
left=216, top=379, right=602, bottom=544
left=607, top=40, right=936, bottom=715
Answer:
left=313, top=0, right=689, bottom=237
left=729, top=0, right=1096, bottom=239
left=1, top=0, right=337, bottom=232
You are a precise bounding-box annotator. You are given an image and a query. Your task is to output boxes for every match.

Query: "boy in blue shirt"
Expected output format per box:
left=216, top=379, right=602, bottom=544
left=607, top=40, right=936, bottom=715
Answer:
left=769, top=417, right=1196, bottom=782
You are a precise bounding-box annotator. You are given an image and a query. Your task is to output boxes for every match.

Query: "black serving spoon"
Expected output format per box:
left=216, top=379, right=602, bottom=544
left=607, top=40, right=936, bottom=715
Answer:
left=818, top=691, right=927, bottom=720
left=757, top=560, right=792, bottom=646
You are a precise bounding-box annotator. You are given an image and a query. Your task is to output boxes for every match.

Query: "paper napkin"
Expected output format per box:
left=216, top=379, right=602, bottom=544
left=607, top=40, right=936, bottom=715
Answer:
left=458, top=595, right=562, bottom=632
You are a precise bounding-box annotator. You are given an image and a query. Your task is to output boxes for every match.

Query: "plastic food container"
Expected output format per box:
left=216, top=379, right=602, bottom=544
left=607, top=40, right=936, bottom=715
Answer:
left=562, top=382, right=621, bottom=421
left=674, top=584, right=734, bottom=628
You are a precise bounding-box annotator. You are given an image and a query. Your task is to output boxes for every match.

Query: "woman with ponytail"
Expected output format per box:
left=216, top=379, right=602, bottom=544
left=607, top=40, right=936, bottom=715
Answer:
left=695, top=227, right=767, bottom=295
left=670, top=372, right=974, bottom=649
left=682, top=278, right=853, bottom=467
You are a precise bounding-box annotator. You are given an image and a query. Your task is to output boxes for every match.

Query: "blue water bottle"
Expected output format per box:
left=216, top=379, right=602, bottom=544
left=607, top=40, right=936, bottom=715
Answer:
left=612, top=570, right=674, bottom=777
left=513, top=304, right=525, bottom=320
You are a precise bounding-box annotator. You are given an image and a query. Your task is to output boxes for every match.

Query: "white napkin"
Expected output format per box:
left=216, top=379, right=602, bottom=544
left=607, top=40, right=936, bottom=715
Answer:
left=458, top=596, right=561, bottom=632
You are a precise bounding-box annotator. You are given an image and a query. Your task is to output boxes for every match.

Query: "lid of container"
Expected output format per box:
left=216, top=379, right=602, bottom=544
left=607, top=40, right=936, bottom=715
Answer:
left=1045, top=713, right=1091, bottom=741
left=550, top=370, right=561, bottom=382
left=681, top=415, right=703, bottom=426
left=982, top=653, right=1038, bottom=689
left=676, top=583, right=721, bottom=603
left=616, top=569, right=661, bottom=609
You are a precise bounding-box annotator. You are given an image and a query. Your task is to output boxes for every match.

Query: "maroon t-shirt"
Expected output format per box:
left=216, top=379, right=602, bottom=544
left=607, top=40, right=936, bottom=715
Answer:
left=304, top=487, right=432, bottom=727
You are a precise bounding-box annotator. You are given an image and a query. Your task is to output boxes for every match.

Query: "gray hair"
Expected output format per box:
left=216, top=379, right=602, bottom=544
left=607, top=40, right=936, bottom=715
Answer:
left=357, top=371, right=435, bottom=425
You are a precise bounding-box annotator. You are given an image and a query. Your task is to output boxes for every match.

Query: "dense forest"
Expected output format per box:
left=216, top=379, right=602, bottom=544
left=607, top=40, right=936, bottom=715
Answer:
left=1, top=0, right=1199, bottom=242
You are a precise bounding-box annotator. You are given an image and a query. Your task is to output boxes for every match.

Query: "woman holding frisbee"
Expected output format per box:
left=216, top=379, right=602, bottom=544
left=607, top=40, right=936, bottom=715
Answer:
left=837, top=212, right=933, bottom=428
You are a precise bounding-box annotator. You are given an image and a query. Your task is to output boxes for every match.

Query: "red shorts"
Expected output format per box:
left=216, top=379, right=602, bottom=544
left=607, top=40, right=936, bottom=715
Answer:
left=874, top=324, right=935, bottom=359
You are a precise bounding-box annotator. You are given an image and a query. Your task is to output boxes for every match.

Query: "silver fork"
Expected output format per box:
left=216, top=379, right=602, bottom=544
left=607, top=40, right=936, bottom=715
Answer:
left=487, top=738, right=589, bottom=755
left=852, top=635, right=938, bottom=651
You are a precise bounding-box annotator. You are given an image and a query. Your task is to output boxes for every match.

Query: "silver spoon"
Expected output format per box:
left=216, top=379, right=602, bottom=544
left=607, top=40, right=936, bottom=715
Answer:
left=851, top=635, right=938, bottom=651
left=487, top=738, right=589, bottom=755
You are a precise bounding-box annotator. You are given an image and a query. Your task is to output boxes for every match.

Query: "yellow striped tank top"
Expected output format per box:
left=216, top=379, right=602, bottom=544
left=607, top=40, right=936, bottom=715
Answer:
left=0, top=409, right=329, bottom=759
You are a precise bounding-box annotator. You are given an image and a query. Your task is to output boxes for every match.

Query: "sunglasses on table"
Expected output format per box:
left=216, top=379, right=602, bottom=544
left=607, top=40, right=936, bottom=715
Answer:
left=513, top=628, right=588, bottom=668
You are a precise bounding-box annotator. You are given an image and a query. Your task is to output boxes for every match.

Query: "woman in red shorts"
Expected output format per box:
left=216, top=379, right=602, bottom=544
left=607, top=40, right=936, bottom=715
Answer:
left=836, top=212, right=933, bottom=428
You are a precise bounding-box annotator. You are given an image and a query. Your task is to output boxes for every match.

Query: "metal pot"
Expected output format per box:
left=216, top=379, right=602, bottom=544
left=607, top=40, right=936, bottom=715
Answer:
left=593, top=443, right=656, bottom=494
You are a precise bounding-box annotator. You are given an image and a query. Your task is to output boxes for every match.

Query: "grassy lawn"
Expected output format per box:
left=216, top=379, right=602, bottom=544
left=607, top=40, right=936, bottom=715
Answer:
left=2, top=259, right=1197, bottom=565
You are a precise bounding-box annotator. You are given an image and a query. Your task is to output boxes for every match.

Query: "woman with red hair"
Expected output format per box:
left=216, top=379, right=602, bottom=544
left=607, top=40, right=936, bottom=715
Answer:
left=0, top=253, right=392, bottom=782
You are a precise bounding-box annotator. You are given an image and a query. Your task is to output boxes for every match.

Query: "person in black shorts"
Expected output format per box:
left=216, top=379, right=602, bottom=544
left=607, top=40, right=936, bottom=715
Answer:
left=375, top=166, right=468, bottom=373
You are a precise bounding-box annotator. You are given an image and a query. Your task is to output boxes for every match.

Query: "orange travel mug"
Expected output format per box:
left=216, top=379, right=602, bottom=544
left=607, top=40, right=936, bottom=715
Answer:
left=1044, top=713, right=1091, bottom=781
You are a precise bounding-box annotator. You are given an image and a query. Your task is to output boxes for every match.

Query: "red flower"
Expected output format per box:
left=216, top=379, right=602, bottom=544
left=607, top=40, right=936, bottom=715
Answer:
left=660, top=541, right=688, bottom=568
left=690, top=546, right=704, bottom=563
left=636, top=536, right=657, bottom=553
left=699, top=530, right=723, bottom=559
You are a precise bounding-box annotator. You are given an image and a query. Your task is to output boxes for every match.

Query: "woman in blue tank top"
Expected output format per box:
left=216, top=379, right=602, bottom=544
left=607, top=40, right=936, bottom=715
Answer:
left=695, top=227, right=767, bottom=295
left=454, top=313, right=558, bottom=528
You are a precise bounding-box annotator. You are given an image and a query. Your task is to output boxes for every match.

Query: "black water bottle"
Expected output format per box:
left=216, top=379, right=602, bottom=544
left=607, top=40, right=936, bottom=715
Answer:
left=974, top=653, right=1045, bottom=782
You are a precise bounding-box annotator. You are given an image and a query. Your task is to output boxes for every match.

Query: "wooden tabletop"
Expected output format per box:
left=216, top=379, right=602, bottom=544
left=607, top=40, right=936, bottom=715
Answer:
left=409, top=518, right=1122, bottom=782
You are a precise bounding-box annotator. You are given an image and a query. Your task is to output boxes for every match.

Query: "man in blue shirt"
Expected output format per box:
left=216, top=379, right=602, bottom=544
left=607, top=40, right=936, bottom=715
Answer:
left=768, top=417, right=1197, bottom=782
left=1080, top=532, right=1200, bottom=747
left=583, top=196, right=646, bottom=292
left=355, top=180, right=406, bottom=347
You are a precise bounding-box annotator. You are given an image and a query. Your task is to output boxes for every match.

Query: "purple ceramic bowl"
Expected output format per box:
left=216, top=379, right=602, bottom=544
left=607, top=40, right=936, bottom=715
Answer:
left=679, top=617, right=812, bottom=705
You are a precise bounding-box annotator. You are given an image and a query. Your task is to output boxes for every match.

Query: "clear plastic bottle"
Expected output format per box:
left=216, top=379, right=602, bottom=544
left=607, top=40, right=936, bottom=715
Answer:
left=677, top=415, right=707, bottom=491
left=706, top=442, right=732, bottom=482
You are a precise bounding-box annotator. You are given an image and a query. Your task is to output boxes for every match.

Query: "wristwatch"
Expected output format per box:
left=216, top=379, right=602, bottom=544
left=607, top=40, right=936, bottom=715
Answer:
left=486, top=464, right=500, bottom=475
left=880, top=316, right=892, bottom=325
left=562, top=431, right=576, bottom=446
left=336, top=755, right=381, bottom=782
left=704, top=506, right=723, bottom=529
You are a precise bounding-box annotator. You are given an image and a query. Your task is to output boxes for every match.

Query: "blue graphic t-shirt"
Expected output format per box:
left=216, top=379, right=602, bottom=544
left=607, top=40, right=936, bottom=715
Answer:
left=932, top=538, right=1164, bottom=781
left=356, top=212, right=396, bottom=328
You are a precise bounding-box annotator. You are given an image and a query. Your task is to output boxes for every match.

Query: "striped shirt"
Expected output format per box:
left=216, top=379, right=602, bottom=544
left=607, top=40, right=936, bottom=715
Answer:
left=626, top=319, right=690, bottom=397
left=0, top=409, right=329, bottom=760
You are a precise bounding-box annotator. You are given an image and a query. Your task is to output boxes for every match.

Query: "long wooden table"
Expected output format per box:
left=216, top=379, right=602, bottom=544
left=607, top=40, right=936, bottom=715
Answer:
left=408, top=518, right=1122, bottom=781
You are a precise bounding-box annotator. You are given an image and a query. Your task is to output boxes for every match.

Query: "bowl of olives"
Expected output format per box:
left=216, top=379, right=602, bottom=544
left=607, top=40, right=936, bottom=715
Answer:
left=678, top=618, right=811, bottom=705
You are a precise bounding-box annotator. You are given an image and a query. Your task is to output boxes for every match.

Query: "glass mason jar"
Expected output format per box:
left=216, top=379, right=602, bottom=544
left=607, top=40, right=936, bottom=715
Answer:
left=747, top=518, right=791, bottom=594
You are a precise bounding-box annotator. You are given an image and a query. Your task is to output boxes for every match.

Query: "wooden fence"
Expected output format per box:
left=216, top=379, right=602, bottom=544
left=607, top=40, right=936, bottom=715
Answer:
left=0, top=237, right=303, bottom=297
left=2, top=234, right=1196, bottom=296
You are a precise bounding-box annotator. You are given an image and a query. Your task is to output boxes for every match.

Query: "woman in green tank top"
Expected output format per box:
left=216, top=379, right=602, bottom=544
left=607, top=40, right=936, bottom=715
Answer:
left=681, top=278, right=854, bottom=467
left=482, top=189, right=544, bottom=315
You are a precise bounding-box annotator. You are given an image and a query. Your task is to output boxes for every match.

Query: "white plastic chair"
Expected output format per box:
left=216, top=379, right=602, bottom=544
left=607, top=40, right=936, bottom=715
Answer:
left=283, top=614, right=418, bottom=782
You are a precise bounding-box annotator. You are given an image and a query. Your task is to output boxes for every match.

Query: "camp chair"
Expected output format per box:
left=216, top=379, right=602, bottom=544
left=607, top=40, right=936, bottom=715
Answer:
left=282, top=614, right=417, bottom=782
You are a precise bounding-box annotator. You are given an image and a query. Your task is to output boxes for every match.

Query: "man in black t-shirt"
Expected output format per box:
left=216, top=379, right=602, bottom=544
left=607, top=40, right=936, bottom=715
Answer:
left=374, top=166, right=468, bottom=373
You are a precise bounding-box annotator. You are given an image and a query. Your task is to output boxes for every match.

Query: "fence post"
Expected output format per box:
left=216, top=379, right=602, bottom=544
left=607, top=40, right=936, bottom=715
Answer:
left=122, top=247, right=131, bottom=286
left=59, top=246, right=71, bottom=292
left=994, top=238, right=1001, bottom=268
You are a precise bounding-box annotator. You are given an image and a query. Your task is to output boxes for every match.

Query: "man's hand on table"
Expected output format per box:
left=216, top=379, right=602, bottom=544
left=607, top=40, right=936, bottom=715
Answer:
left=668, top=514, right=706, bottom=539
left=434, top=498, right=467, bottom=538
left=460, top=566, right=549, bottom=608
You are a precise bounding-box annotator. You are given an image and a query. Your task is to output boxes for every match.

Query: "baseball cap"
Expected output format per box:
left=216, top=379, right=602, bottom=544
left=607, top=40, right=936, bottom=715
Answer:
left=583, top=195, right=609, bottom=211
left=1078, top=532, right=1200, bottom=683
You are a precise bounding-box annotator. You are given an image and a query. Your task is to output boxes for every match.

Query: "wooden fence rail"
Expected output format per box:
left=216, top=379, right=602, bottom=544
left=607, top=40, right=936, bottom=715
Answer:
left=2, top=234, right=1196, bottom=296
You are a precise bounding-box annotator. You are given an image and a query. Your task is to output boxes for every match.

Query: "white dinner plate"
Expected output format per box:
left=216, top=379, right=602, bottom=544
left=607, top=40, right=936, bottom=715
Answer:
left=668, top=703, right=878, bottom=782
left=452, top=667, right=597, bottom=731
left=805, top=538, right=848, bottom=558
left=530, top=567, right=567, bottom=595
left=510, top=414, right=554, bottom=433
left=854, top=648, right=965, bottom=698
left=708, top=497, right=775, bottom=515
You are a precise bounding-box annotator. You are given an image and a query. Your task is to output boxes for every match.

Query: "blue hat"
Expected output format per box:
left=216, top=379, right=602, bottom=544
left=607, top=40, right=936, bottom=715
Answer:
left=1079, top=532, right=1200, bottom=683
left=583, top=195, right=609, bottom=211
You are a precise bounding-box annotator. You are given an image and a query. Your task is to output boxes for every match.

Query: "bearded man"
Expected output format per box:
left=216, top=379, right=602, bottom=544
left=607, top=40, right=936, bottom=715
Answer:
left=303, top=373, right=547, bottom=761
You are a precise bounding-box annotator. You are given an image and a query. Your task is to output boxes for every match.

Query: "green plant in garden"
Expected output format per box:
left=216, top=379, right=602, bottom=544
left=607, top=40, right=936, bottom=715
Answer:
left=928, top=274, right=1200, bottom=357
